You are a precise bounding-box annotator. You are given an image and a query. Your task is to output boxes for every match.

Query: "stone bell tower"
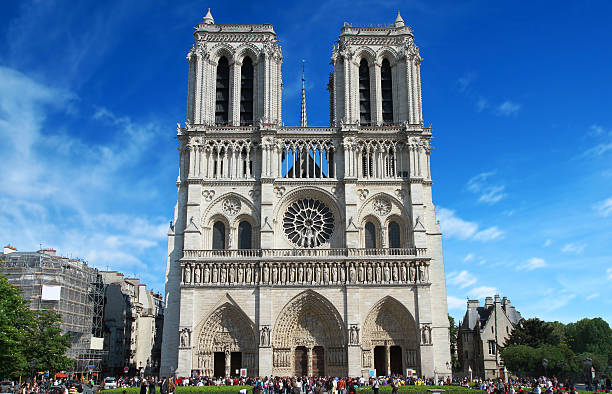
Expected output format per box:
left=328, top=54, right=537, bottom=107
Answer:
left=329, top=12, right=423, bottom=127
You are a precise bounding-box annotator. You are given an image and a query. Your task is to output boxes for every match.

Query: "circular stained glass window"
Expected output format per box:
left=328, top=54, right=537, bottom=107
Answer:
left=283, top=198, right=334, bottom=248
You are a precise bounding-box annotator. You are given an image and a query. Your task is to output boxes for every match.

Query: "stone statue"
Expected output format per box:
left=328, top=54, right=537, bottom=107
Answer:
left=401, top=264, right=407, bottom=282
left=237, top=265, right=243, bottom=283
left=376, top=264, right=382, bottom=282
left=409, top=263, right=416, bottom=282
left=422, top=264, right=429, bottom=282
left=339, top=265, right=346, bottom=282
left=245, top=265, right=251, bottom=283
left=298, top=265, right=304, bottom=282
left=271, top=264, right=277, bottom=283
left=418, top=263, right=424, bottom=282
left=229, top=266, right=235, bottom=283
left=204, top=264, right=210, bottom=283
left=180, top=328, right=190, bottom=347
left=262, top=264, right=269, bottom=283
left=220, top=266, right=227, bottom=283
left=366, top=265, right=372, bottom=282
left=289, top=265, right=296, bottom=283
left=260, top=326, right=270, bottom=347
left=323, top=264, right=329, bottom=283
left=349, top=264, right=356, bottom=282
left=315, top=264, right=321, bottom=283
left=254, top=265, right=260, bottom=283
left=384, top=264, right=390, bottom=282
left=331, top=264, right=337, bottom=283
left=306, top=265, right=312, bottom=282
left=358, top=264, right=364, bottom=282
left=184, top=266, right=191, bottom=283
left=212, top=265, right=218, bottom=283
left=392, top=264, right=398, bottom=282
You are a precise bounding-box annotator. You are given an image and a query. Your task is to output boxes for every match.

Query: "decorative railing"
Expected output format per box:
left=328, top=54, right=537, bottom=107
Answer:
left=182, top=248, right=425, bottom=259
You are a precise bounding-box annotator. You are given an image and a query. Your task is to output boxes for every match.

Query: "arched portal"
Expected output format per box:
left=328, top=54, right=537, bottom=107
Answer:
left=272, top=290, right=347, bottom=377
left=362, top=296, right=419, bottom=376
left=194, top=302, right=257, bottom=377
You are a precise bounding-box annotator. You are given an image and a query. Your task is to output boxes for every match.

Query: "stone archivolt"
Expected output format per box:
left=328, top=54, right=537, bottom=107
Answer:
left=361, top=296, right=419, bottom=369
left=272, top=290, right=347, bottom=376
left=195, top=302, right=257, bottom=374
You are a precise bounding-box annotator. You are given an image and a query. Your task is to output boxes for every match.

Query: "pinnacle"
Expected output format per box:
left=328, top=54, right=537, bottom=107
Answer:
left=394, top=11, right=405, bottom=27
left=203, top=8, right=214, bottom=24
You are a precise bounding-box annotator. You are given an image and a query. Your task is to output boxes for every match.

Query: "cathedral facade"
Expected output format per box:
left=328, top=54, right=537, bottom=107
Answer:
left=161, top=10, right=451, bottom=379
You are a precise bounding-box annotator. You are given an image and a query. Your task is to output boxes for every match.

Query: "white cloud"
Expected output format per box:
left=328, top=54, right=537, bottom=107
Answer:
left=466, top=172, right=507, bottom=204
left=543, top=239, right=552, bottom=247
left=447, top=270, right=478, bottom=289
left=476, top=97, right=488, bottom=112
left=518, top=257, right=547, bottom=271
left=594, top=197, right=612, bottom=217
left=468, top=286, right=498, bottom=299
left=585, top=143, right=612, bottom=156
left=463, top=253, right=475, bottom=262
left=589, top=125, right=607, bottom=136
left=473, top=226, right=505, bottom=241
left=496, top=100, right=521, bottom=116
left=561, top=243, right=586, bottom=254
left=447, top=296, right=466, bottom=311
left=437, top=208, right=504, bottom=242
left=607, top=268, right=612, bottom=281
left=0, top=66, right=171, bottom=291
left=586, top=293, right=600, bottom=301
left=437, top=208, right=478, bottom=240
left=457, top=73, right=475, bottom=92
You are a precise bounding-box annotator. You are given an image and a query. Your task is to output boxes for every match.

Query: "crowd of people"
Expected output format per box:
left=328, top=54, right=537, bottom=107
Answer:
left=3, top=374, right=611, bottom=394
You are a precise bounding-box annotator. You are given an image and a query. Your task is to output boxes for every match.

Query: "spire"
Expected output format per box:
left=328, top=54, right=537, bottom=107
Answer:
left=394, top=11, right=405, bottom=27
left=300, top=60, right=307, bottom=128
left=203, top=8, right=214, bottom=24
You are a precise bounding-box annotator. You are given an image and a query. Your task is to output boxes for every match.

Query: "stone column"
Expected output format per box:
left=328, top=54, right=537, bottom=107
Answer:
left=385, top=344, right=391, bottom=376
left=231, top=61, right=241, bottom=126
left=225, top=350, right=231, bottom=377
left=307, top=347, right=313, bottom=376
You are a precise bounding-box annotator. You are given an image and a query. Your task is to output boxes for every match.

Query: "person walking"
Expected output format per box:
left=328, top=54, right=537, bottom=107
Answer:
left=372, top=377, right=379, bottom=394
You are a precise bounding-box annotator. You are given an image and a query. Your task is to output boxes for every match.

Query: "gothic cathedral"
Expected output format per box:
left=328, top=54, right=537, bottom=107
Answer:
left=161, top=9, right=451, bottom=379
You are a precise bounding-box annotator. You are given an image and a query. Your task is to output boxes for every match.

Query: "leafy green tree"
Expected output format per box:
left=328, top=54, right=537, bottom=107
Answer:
left=505, top=318, right=562, bottom=347
left=448, top=315, right=461, bottom=371
left=25, top=310, right=74, bottom=374
left=565, top=318, right=612, bottom=359
left=0, top=274, right=33, bottom=378
left=500, top=344, right=538, bottom=377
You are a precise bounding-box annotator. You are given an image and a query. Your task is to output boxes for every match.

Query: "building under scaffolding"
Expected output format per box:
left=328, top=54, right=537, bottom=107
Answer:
left=0, top=246, right=106, bottom=375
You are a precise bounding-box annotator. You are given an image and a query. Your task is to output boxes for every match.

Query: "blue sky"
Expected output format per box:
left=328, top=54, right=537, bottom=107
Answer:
left=0, top=0, right=610, bottom=325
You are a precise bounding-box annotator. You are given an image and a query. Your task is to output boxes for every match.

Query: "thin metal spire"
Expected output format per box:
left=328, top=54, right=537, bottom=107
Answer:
left=300, top=60, right=307, bottom=127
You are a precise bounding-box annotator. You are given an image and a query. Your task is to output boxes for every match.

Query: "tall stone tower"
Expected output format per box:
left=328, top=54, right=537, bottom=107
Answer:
left=160, top=10, right=451, bottom=379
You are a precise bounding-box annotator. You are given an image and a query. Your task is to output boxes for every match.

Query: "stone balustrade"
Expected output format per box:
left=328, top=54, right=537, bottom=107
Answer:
left=182, top=247, right=425, bottom=259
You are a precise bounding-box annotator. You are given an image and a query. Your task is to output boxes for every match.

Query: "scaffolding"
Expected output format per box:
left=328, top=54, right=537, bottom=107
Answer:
left=0, top=250, right=107, bottom=374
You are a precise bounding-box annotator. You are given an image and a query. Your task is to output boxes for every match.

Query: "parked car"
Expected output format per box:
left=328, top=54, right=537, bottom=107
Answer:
left=0, top=381, right=14, bottom=394
left=103, top=378, right=117, bottom=390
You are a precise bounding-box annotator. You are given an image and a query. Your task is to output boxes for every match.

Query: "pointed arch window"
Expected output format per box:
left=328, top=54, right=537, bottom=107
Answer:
left=365, top=221, right=376, bottom=248
left=381, top=58, right=394, bottom=124
left=238, top=221, right=252, bottom=250
left=388, top=221, right=401, bottom=248
left=240, top=56, right=254, bottom=125
left=215, top=56, right=230, bottom=125
left=359, top=59, right=371, bottom=125
left=212, top=221, right=226, bottom=250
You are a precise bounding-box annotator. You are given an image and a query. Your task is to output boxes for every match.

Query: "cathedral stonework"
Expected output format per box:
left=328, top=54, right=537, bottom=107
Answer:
left=161, top=10, right=451, bottom=379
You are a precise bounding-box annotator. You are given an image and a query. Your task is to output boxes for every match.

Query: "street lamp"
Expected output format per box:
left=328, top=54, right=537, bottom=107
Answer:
left=29, top=360, right=37, bottom=383
left=583, top=357, right=593, bottom=390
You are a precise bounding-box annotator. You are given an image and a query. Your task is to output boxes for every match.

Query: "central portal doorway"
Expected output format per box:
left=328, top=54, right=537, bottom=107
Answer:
left=213, top=352, right=225, bottom=377
left=230, top=352, right=242, bottom=376
left=390, top=346, right=402, bottom=375
left=294, top=346, right=307, bottom=376
left=312, top=346, right=324, bottom=376
left=374, top=346, right=386, bottom=375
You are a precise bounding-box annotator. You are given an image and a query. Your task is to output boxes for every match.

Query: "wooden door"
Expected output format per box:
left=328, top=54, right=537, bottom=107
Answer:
left=312, top=346, right=325, bottom=376
left=294, top=346, right=307, bottom=376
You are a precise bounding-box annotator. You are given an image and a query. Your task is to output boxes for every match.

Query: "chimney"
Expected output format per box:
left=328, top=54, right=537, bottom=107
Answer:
left=467, top=299, right=480, bottom=308
left=3, top=244, right=17, bottom=254
left=485, top=296, right=494, bottom=308
left=38, top=248, right=56, bottom=256
left=494, top=294, right=501, bottom=304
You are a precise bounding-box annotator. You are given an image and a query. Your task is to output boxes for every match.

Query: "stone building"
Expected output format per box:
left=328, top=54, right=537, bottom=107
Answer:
left=0, top=246, right=105, bottom=374
left=161, top=10, right=451, bottom=379
left=457, top=296, right=522, bottom=379
left=101, top=272, right=164, bottom=376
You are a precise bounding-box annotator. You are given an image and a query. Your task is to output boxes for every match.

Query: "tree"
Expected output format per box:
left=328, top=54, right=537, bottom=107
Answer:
left=0, top=274, right=33, bottom=378
left=25, top=311, right=74, bottom=374
left=565, top=318, right=612, bottom=359
left=505, top=318, right=562, bottom=348
left=449, top=314, right=461, bottom=371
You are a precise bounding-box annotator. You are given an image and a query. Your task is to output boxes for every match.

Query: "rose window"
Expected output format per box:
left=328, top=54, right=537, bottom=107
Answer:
left=283, top=199, right=334, bottom=248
